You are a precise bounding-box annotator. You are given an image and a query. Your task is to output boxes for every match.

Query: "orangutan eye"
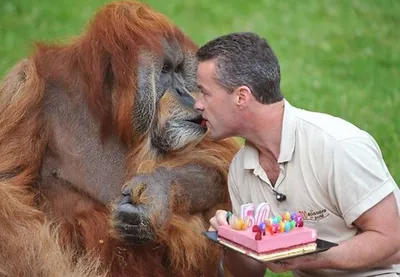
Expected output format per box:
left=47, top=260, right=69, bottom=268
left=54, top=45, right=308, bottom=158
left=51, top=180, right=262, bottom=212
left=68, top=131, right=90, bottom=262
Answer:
left=161, top=61, right=173, bottom=73
left=174, top=63, right=183, bottom=73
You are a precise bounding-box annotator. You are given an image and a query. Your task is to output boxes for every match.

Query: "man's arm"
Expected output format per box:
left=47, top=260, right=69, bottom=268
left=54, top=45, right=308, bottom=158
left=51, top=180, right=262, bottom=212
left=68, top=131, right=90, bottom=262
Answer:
left=323, top=192, right=400, bottom=269
left=371, top=249, right=400, bottom=268
left=266, top=192, right=400, bottom=272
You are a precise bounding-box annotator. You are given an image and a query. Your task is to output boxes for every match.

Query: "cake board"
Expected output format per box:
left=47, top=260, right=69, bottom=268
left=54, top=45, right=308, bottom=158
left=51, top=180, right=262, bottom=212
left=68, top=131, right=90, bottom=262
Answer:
left=203, top=231, right=338, bottom=263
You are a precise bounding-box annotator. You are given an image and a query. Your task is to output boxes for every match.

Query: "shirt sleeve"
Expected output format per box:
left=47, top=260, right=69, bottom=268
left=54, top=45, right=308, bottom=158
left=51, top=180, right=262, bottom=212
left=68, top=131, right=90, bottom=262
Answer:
left=227, top=157, right=243, bottom=217
left=328, top=134, right=398, bottom=227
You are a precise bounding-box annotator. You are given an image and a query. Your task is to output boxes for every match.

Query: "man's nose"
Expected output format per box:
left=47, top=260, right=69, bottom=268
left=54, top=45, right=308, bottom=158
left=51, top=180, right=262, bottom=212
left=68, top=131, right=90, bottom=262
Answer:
left=194, top=98, right=204, bottom=111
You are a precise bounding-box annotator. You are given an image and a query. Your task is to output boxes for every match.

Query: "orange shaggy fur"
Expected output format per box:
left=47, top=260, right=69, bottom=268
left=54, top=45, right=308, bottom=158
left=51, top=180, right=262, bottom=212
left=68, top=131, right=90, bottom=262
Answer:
left=0, top=1, right=239, bottom=277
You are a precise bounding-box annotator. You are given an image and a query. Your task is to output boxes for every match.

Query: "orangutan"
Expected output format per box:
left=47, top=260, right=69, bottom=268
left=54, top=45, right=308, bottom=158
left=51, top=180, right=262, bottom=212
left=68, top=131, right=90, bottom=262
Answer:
left=0, top=1, right=239, bottom=277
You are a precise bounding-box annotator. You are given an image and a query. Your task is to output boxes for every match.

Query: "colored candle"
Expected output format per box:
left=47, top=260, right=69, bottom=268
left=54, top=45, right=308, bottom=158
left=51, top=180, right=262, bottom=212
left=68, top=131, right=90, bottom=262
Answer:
left=285, top=222, right=291, bottom=232
left=272, top=224, right=279, bottom=233
left=279, top=222, right=285, bottom=232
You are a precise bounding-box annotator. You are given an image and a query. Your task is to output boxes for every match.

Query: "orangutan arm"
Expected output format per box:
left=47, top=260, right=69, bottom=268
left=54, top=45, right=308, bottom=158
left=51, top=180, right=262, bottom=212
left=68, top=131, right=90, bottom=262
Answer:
left=156, top=165, right=226, bottom=213
left=122, top=165, right=225, bottom=213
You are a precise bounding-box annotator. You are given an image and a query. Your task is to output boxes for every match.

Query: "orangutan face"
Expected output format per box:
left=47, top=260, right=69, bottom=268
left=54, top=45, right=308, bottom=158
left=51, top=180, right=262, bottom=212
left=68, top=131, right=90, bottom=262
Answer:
left=134, top=38, right=206, bottom=154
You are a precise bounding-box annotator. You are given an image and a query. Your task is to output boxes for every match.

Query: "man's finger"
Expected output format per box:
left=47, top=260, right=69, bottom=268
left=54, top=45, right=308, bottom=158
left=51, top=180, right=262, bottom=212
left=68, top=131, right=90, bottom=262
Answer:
left=216, top=210, right=229, bottom=226
left=208, top=225, right=217, bottom=232
left=209, top=216, right=219, bottom=230
left=265, top=262, right=287, bottom=273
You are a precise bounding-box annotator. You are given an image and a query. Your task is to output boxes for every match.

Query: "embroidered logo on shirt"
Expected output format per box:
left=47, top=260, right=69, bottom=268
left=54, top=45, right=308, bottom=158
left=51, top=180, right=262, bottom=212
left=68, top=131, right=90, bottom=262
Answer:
left=298, top=208, right=329, bottom=221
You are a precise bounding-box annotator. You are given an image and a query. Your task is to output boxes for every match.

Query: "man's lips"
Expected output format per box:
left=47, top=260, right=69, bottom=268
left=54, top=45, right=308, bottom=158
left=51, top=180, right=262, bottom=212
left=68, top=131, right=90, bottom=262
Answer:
left=201, top=119, right=207, bottom=127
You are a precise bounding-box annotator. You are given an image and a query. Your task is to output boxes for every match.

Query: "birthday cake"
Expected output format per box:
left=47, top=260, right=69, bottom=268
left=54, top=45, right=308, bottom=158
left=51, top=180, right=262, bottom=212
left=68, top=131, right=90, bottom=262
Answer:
left=217, top=203, right=318, bottom=261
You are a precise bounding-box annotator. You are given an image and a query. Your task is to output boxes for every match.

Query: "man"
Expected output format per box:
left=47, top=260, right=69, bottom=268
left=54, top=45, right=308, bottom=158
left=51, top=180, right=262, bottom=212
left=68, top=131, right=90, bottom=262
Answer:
left=194, top=32, right=400, bottom=277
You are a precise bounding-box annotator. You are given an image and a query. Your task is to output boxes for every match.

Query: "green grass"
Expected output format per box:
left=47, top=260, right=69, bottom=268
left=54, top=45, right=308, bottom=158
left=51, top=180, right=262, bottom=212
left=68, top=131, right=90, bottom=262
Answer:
left=1, top=1, right=399, bottom=276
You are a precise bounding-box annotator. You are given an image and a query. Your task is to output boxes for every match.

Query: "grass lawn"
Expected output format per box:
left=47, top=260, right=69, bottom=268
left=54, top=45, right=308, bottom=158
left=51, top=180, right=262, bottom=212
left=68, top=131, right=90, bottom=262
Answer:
left=1, top=1, right=398, bottom=276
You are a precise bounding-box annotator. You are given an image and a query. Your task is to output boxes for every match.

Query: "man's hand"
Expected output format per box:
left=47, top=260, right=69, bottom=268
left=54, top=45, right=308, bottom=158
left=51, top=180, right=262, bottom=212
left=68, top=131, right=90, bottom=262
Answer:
left=265, top=253, right=323, bottom=273
left=208, top=209, right=230, bottom=231
left=208, top=210, right=267, bottom=277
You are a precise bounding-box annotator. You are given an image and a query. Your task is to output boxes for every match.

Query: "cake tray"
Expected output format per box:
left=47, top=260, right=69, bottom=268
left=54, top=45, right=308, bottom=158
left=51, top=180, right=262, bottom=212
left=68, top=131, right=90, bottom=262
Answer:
left=203, top=231, right=338, bottom=263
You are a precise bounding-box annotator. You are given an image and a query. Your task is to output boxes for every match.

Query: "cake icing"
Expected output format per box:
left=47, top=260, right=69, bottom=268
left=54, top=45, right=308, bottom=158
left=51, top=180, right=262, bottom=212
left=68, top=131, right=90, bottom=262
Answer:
left=217, top=202, right=317, bottom=254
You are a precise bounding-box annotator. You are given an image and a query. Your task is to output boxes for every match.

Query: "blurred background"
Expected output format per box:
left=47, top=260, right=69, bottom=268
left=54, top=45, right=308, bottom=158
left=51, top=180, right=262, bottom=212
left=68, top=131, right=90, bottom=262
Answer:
left=1, top=0, right=399, bottom=276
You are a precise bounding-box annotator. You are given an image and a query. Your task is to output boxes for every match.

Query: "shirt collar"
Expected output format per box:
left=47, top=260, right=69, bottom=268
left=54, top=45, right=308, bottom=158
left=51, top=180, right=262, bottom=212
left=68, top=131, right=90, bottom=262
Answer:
left=278, top=99, right=296, bottom=163
left=243, top=98, right=297, bottom=169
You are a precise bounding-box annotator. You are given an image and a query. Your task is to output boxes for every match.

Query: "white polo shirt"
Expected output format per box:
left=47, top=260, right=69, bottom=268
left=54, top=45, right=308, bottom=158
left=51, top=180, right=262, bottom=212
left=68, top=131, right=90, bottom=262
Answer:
left=228, top=99, right=400, bottom=277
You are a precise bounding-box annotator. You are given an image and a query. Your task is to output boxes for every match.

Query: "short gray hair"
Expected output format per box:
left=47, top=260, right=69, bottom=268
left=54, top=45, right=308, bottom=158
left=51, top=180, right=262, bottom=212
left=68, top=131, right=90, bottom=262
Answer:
left=197, top=32, right=283, bottom=104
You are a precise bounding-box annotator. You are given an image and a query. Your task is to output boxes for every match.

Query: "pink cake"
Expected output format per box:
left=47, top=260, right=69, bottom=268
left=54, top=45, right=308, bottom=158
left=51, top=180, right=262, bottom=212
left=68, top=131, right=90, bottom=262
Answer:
left=217, top=203, right=318, bottom=260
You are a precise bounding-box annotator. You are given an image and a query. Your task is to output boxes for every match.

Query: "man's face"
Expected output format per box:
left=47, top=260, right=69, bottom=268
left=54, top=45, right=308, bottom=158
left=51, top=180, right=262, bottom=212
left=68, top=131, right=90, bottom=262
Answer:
left=195, top=60, right=236, bottom=140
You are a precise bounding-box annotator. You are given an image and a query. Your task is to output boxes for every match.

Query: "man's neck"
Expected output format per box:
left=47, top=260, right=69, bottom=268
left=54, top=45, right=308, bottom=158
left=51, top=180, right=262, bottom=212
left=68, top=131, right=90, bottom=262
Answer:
left=242, top=100, right=284, bottom=161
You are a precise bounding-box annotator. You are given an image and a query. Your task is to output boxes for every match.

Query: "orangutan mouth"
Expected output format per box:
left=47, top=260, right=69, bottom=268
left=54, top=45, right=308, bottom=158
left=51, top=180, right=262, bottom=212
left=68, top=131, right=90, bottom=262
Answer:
left=186, top=116, right=207, bottom=128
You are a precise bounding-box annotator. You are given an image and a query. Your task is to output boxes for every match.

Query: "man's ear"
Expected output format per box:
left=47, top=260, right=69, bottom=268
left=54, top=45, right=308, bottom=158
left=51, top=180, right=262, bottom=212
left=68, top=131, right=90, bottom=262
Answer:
left=234, top=85, right=252, bottom=107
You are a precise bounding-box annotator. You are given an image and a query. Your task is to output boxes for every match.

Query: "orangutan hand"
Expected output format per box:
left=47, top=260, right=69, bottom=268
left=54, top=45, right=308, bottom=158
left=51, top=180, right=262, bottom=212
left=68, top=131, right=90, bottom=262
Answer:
left=114, top=165, right=227, bottom=243
left=114, top=171, right=170, bottom=244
